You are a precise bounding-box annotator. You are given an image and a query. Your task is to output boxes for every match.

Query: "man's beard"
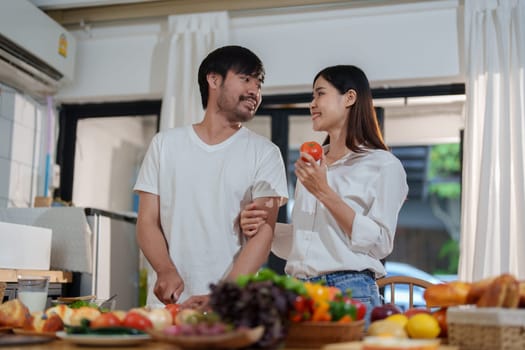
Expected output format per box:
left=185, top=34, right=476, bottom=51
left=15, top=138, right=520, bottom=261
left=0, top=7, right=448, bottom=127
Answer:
left=218, top=94, right=257, bottom=123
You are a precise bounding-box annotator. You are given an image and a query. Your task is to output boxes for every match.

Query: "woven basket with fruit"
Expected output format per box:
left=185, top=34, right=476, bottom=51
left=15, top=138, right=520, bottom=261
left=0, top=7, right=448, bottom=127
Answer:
left=210, top=268, right=366, bottom=349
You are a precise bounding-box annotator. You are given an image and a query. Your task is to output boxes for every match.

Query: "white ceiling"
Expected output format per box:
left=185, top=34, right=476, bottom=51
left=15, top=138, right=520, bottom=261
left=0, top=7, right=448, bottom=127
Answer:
left=29, top=0, right=154, bottom=10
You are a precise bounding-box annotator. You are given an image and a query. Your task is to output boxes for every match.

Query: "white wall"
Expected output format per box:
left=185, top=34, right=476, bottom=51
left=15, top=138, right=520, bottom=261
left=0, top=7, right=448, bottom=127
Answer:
left=73, top=116, right=156, bottom=212
left=0, top=84, right=47, bottom=207
left=232, top=1, right=461, bottom=93
left=56, top=0, right=462, bottom=102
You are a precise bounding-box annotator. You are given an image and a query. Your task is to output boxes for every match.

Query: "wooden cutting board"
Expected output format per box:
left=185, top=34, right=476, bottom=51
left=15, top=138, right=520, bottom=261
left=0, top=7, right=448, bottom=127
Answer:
left=321, top=341, right=458, bottom=350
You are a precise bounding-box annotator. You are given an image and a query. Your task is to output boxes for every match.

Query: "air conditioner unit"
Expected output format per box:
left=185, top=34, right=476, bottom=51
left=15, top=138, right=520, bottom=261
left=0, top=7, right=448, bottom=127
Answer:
left=0, top=0, right=76, bottom=98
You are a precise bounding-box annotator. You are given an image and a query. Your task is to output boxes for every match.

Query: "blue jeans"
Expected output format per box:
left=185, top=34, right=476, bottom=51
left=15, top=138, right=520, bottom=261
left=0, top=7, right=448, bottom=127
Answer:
left=303, top=270, right=381, bottom=328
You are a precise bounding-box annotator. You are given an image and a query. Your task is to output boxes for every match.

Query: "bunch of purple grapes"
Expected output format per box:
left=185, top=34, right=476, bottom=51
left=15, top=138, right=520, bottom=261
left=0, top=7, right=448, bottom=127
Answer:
left=209, top=279, right=297, bottom=349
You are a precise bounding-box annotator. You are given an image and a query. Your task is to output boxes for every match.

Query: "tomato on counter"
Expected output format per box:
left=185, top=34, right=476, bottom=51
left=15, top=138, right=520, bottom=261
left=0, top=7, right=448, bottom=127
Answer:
left=165, top=304, right=180, bottom=324
left=90, top=312, right=122, bottom=328
left=122, top=311, right=153, bottom=330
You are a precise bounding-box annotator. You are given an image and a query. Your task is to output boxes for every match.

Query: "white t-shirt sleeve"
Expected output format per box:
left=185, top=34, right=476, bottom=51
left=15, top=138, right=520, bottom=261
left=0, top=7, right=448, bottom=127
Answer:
left=271, top=223, right=293, bottom=259
left=252, top=145, right=289, bottom=205
left=134, top=133, right=161, bottom=195
left=350, top=159, right=408, bottom=258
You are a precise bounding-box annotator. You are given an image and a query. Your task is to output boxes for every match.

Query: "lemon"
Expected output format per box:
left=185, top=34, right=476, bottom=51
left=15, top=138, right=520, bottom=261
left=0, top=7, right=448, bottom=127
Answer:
left=367, top=319, right=408, bottom=338
left=385, top=314, right=409, bottom=327
left=406, top=313, right=440, bottom=339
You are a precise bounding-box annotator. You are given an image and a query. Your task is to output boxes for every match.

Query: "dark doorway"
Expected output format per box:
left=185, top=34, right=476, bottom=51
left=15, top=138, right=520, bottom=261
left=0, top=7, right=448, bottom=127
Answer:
left=56, top=100, right=161, bottom=203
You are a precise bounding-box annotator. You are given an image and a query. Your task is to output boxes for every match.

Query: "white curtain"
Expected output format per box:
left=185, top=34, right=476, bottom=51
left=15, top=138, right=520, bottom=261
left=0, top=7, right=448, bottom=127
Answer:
left=459, top=0, right=525, bottom=281
left=160, top=12, right=229, bottom=131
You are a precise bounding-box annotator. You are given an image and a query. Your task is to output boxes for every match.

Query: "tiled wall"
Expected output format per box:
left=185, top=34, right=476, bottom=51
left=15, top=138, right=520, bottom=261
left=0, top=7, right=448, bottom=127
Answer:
left=0, top=84, right=45, bottom=208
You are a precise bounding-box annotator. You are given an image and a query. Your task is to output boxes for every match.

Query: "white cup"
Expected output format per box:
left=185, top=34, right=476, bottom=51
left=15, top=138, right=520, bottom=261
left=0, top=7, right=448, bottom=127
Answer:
left=17, top=275, right=49, bottom=313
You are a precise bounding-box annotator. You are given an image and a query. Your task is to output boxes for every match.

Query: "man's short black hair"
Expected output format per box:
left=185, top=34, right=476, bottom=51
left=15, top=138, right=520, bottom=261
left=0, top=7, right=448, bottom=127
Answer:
left=198, top=45, right=265, bottom=108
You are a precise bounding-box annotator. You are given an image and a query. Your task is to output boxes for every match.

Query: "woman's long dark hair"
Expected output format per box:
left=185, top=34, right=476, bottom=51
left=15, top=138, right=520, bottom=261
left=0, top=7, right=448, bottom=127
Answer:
left=314, top=65, right=387, bottom=152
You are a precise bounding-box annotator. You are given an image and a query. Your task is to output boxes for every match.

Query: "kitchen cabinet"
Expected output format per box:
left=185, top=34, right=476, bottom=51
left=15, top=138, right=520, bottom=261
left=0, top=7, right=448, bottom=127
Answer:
left=0, top=270, right=72, bottom=306
left=0, top=207, right=139, bottom=310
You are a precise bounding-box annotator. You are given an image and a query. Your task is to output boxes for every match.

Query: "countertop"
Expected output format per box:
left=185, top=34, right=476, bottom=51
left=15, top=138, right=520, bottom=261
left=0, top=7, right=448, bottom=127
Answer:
left=0, top=270, right=72, bottom=283
left=0, top=338, right=310, bottom=350
left=0, top=337, right=458, bottom=350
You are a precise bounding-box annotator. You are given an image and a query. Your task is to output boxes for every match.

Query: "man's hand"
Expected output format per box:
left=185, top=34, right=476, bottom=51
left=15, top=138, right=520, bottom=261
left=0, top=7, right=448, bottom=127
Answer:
left=180, top=295, right=210, bottom=311
left=240, top=202, right=268, bottom=237
left=154, top=267, right=184, bottom=304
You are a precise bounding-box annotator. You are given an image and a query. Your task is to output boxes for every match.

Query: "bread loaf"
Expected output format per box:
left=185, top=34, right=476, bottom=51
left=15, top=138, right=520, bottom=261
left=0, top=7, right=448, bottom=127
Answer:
left=502, top=276, right=520, bottom=308
left=425, top=274, right=523, bottom=309
left=519, top=281, right=525, bottom=308
left=465, top=276, right=495, bottom=304
left=423, top=281, right=471, bottom=307
left=470, top=274, right=520, bottom=308
left=476, top=275, right=508, bottom=307
left=0, top=299, right=32, bottom=328
left=45, top=304, right=74, bottom=325
left=28, top=311, right=64, bottom=332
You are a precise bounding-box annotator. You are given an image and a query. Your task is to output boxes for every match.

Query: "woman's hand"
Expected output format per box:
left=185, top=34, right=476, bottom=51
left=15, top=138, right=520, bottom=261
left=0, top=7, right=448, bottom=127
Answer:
left=240, top=202, right=268, bottom=237
left=180, top=294, right=210, bottom=311
left=294, top=152, right=329, bottom=198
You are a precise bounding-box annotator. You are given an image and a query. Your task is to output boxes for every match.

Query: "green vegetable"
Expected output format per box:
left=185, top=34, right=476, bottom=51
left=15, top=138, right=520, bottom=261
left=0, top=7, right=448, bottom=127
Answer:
left=329, top=300, right=357, bottom=321
left=65, top=320, right=146, bottom=336
left=236, top=274, right=251, bottom=288
left=236, top=268, right=308, bottom=296
left=68, top=300, right=99, bottom=309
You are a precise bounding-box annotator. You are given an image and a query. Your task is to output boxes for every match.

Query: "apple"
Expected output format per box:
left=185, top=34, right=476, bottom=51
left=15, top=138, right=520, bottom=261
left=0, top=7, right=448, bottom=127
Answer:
left=370, top=303, right=402, bottom=322
left=432, top=308, right=448, bottom=338
left=404, top=307, right=431, bottom=319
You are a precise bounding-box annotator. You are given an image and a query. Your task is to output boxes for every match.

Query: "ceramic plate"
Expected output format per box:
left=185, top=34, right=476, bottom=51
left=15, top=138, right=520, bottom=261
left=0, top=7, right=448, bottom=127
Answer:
left=12, top=329, right=57, bottom=338
left=56, top=331, right=151, bottom=346
left=149, top=326, right=264, bottom=349
left=0, top=334, right=54, bottom=346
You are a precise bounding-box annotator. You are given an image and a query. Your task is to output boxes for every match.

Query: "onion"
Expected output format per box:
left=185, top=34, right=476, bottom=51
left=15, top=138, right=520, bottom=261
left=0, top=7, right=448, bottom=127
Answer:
left=146, top=308, right=173, bottom=330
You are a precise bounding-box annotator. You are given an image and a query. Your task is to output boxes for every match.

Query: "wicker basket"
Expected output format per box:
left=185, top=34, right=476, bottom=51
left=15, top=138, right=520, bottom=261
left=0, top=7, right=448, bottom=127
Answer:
left=447, top=306, right=525, bottom=350
left=285, top=320, right=365, bottom=348
left=0, top=282, right=5, bottom=303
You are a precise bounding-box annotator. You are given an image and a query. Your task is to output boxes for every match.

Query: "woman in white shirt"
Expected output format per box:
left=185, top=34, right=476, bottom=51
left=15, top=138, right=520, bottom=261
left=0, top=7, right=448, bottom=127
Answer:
left=241, top=65, right=408, bottom=323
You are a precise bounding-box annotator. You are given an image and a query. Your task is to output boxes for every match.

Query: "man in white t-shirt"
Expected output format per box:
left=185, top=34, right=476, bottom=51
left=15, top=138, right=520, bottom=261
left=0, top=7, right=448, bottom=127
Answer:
left=134, top=46, right=288, bottom=308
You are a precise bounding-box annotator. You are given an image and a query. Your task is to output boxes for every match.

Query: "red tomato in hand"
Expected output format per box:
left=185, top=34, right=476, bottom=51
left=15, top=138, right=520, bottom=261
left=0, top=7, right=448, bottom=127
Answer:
left=122, top=311, right=153, bottom=331
left=165, top=304, right=180, bottom=324
left=300, top=141, right=323, bottom=161
left=90, top=312, right=122, bottom=328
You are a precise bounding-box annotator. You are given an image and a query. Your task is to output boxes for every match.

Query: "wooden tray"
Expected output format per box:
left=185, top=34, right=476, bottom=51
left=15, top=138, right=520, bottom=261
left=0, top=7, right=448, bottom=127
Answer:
left=0, top=326, right=12, bottom=333
left=286, top=321, right=365, bottom=348
left=149, top=326, right=264, bottom=349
